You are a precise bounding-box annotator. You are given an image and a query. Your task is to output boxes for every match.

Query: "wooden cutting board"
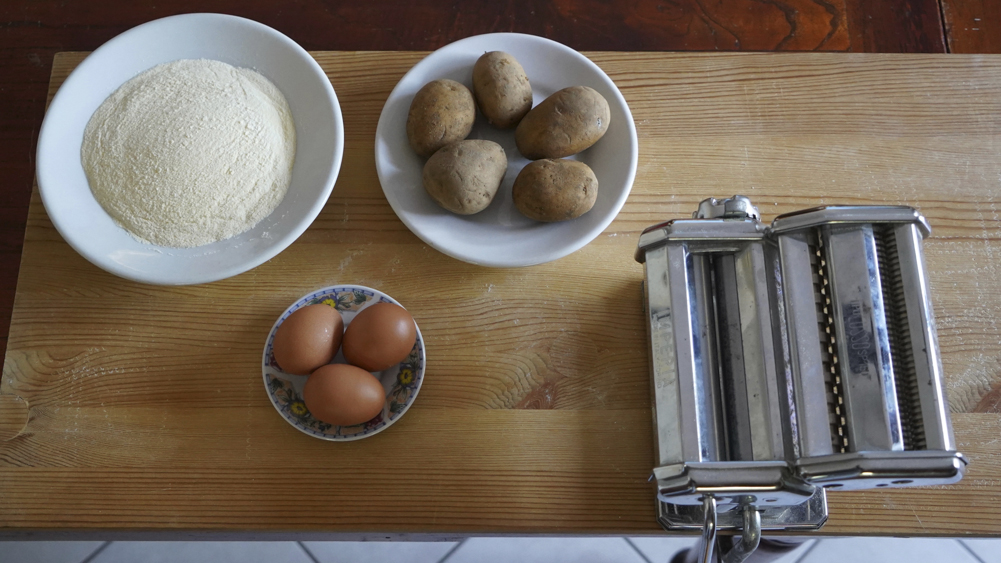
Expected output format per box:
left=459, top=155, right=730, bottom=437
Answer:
left=2, top=51, right=1000, bottom=538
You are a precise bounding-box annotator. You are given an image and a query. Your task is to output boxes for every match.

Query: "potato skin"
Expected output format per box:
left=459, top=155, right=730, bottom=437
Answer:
left=513, top=159, right=598, bottom=222
left=515, top=86, right=610, bottom=160
left=472, top=52, right=533, bottom=129
left=422, top=140, right=508, bottom=215
left=407, top=79, right=476, bottom=158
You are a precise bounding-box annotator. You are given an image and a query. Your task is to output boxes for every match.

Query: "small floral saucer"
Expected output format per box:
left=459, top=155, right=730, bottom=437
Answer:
left=262, top=285, right=425, bottom=441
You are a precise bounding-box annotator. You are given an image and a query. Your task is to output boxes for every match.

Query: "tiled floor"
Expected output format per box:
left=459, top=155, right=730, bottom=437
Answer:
left=0, top=537, right=996, bottom=563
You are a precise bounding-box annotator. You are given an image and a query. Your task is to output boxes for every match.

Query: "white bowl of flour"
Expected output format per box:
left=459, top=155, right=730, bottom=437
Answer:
left=36, top=13, right=343, bottom=285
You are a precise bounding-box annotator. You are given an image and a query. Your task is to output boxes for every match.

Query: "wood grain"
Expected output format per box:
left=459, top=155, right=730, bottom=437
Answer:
left=0, top=0, right=852, bottom=52
left=3, top=50, right=1001, bottom=538
left=845, top=0, right=946, bottom=52
left=0, top=0, right=953, bottom=396
left=941, top=0, right=1001, bottom=53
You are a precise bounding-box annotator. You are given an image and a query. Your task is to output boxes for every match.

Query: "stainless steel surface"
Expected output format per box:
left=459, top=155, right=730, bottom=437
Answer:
left=654, top=461, right=816, bottom=505
left=696, top=195, right=761, bottom=221
left=735, top=243, right=785, bottom=462
left=635, top=209, right=767, bottom=263
left=777, top=232, right=834, bottom=459
left=893, top=223, right=954, bottom=452
left=658, top=488, right=828, bottom=532
left=770, top=205, right=931, bottom=237
left=824, top=224, right=904, bottom=453
left=721, top=506, right=762, bottom=563
left=714, top=252, right=751, bottom=461
left=646, top=244, right=685, bottom=468
left=697, top=496, right=718, bottom=563
left=640, top=196, right=966, bottom=561
left=692, top=251, right=725, bottom=462
left=796, top=450, right=967, bottom=489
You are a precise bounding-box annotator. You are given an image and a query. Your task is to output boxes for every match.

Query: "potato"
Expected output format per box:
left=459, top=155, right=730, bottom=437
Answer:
left=472, top=51, right=533, bottom=129
left=422, top=140, right=507, bottom=215
left=407, top=79, right=476, bottom=158
left=515, top=86, right=610, bottom=160
left=512, top=159, right=598, bottom=222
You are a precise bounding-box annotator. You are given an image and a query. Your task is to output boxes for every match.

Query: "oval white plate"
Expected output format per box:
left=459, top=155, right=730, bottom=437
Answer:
left=375, top=33, right=638, bottom=268
left=36, top=13, right=344, bottom=285
left=262, top=285, right=426, bottom=441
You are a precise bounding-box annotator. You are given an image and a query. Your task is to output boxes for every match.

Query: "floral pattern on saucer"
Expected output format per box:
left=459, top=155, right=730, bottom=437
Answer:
left=262, top=285, right=426, bottom=441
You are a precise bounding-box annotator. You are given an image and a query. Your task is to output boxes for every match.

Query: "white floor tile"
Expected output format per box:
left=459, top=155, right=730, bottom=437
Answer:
left=627, top=536, right=696, bottom=563
left=0, top=542, right=105, bottom=563
left=90, top=542, right=312, bottom=563
left=445, top=537, right=646, bottom=563
left=301, top=541, right=458, bottom=563
left=757, top=539, right=817, bottom=563
left=628, top=537, right=814, bottom=563
left=801, top=538, right=979, bottom=563
left=962, top=539, right=1001, bottom=563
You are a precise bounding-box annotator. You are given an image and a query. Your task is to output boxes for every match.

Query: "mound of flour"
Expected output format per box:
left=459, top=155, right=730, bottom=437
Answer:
left=82, top=59, right=296, bottom=248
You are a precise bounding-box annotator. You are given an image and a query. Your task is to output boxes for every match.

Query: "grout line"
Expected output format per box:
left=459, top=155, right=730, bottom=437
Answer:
left=297, top=541, right=322, bottom=563
left=624, top=537, right=656, bottom=563
left=78, top=541, right=111, bottom=563
left=958, top=539, right=988, bottom=563
left=791, top=538, right=822, bottom=562
left=436, top=538, right=468, bottom=563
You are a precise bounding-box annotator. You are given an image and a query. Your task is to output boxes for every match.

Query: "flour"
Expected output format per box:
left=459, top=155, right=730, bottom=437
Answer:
left=82, top=59, right=296, bottom=248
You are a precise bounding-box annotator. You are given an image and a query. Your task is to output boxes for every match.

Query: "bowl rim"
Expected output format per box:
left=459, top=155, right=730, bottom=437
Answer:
left=35, top=13, right=344, bottom=285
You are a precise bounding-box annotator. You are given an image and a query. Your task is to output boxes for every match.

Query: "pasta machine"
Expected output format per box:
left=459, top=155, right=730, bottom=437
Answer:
left=635, top=196, right=967, bottom=562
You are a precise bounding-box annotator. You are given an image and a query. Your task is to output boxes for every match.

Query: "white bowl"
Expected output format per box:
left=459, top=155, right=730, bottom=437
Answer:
left=36, top=13, right=344, bottom=285
left=375, top=33, right=638, bottom=268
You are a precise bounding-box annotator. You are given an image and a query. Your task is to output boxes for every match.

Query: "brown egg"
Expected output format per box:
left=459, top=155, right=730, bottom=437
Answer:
left=303, top=363, right=385, bottom=426
left=342, top=303, right=417, bottom=372
left=272, top=304, right=344, bottom=375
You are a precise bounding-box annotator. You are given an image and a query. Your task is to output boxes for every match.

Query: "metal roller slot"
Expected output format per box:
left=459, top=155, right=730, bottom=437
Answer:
left=809, top=231, right=848, bottom=454
left=874, top=226, right=926, bottom=451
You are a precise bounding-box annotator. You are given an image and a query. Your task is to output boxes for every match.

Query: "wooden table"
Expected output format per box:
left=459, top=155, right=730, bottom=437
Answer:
left=3, top=1, right=1001, bottom=366
left=1, top=49, right=999, bottom=539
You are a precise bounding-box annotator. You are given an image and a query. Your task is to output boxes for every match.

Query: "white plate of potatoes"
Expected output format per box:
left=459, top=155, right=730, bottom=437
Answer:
left=374, top=33, right=638, bottom=268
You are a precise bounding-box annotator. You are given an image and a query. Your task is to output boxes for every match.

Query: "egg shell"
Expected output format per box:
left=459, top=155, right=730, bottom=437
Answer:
left=303, top=363, right=385, bottom=426
left=342, top=303, right=417, bottom=372
left=272, top=304, right=344, bottom=375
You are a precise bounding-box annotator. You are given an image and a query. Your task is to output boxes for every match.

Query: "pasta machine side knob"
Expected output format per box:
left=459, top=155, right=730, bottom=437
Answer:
left=695, top=195, right=760, bottom=221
